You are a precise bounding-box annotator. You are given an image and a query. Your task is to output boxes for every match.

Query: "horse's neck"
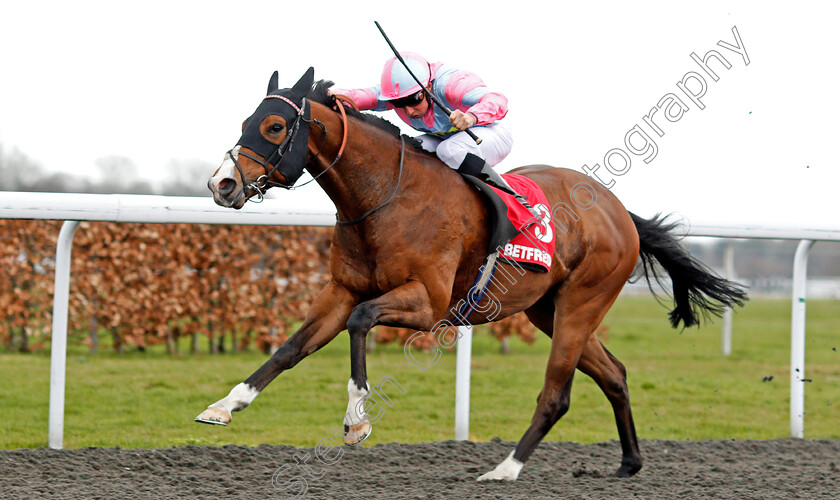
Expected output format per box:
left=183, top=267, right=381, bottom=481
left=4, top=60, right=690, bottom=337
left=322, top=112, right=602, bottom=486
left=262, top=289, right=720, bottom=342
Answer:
left=307, top=115, right=409, bottom=223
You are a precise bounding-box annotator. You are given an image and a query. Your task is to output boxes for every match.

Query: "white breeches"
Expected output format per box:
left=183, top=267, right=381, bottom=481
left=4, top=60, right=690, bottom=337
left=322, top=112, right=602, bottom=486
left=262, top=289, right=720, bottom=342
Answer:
left=416, top=123, right=513, bottom=169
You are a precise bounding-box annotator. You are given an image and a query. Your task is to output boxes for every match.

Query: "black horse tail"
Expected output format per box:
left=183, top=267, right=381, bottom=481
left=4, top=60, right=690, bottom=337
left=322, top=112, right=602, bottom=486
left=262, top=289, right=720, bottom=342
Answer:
left=629, top=212, right=748, bottom=328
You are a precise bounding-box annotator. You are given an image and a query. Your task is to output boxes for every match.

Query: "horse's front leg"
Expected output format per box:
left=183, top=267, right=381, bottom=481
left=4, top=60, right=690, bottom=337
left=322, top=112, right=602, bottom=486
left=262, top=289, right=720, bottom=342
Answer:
left=341, top=279, right=440, bottom=445
left=195, top=280, right=357, bottom=425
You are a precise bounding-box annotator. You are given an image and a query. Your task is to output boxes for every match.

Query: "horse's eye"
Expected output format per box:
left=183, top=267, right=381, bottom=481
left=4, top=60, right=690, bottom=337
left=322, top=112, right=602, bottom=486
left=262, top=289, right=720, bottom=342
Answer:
left=270, top=123, right=284, bottom=134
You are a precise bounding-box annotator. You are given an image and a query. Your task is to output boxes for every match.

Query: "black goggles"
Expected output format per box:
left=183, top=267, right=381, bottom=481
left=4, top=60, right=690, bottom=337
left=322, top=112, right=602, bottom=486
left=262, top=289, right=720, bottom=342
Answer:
left=389, top=90, right=426, bottom=108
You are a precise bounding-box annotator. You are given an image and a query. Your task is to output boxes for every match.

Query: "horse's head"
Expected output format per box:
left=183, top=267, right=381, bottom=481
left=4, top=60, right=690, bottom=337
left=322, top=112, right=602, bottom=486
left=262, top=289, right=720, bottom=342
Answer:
left=209, top=68, right=315, bottom=209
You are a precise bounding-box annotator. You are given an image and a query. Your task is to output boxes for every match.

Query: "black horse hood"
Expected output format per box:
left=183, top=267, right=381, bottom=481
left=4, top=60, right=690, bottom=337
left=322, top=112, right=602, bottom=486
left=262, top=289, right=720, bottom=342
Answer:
left=236, top=68, right=314, bottom=187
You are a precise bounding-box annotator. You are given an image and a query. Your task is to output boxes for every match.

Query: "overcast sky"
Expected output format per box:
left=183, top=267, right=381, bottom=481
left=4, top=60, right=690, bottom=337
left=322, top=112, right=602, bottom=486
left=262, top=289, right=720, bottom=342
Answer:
left=1, top=1, right=837, bottom=227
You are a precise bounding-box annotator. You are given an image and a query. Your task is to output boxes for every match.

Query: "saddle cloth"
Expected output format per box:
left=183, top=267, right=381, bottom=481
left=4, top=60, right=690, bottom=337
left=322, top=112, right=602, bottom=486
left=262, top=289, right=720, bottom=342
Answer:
left=490, top=174, right=555, bottom=272
left=454, top=172, right=556, bottom=323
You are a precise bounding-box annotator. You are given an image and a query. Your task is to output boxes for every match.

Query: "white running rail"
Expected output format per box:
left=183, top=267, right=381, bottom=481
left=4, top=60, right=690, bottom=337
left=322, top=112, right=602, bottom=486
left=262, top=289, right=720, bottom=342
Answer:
left=1, top=192, right=838, bottom=446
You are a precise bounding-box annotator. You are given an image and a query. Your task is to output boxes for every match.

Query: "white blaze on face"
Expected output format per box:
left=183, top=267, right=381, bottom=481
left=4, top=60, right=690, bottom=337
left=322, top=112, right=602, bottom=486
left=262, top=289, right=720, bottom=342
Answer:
left=209, top=145, right=241, bottom=190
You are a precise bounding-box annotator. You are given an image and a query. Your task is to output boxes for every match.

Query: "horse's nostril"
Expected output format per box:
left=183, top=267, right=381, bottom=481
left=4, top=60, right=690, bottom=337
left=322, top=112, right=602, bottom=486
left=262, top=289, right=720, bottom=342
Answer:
left=218, top=178, right=234, bottom=195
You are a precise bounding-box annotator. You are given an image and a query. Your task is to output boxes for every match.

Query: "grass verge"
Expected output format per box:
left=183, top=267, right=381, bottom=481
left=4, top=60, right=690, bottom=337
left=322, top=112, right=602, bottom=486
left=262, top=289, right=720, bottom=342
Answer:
left=1, top=296, right=838, bottom=450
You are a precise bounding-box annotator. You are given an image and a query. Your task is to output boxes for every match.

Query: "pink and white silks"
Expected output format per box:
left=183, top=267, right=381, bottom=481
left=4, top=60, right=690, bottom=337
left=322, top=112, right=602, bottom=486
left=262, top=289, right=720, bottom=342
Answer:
left=334, top=62, right=513, bottom=169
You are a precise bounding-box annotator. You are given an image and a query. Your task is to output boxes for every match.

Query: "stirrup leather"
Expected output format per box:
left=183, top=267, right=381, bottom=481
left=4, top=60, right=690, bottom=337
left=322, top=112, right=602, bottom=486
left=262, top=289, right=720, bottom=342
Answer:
left=458, top=153, right=541, bottom=219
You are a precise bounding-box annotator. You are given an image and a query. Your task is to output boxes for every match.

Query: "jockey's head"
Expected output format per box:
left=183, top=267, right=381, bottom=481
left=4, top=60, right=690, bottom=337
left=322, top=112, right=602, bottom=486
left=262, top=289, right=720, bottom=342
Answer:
left=380, top=52, right=431, bottom=118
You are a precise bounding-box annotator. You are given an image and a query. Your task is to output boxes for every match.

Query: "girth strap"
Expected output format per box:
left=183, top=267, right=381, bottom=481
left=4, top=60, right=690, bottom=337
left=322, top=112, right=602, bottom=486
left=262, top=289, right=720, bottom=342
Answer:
left=456, top=251, right=500, bottom=323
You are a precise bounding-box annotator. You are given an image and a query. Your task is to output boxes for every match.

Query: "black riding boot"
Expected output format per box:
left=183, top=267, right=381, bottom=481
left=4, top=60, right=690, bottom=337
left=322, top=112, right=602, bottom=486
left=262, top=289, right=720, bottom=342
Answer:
left=458, top=153, right=541, bottom=219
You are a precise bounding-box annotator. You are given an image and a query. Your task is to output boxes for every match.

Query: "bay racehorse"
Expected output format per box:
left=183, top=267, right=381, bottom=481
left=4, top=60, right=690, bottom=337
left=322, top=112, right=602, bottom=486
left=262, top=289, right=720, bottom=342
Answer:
left=201, top=68, right=746, bottom=480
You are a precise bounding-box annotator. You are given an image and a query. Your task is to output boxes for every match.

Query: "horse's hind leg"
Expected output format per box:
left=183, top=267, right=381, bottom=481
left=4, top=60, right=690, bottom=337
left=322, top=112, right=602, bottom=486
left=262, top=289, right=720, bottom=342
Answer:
left=577, top=334, right=642, bottom=477
left=478, top=300, right=587, bottom=481
left=478, top=286, right=596, bottom=481
left=523, top=298, right=642, bottom=477
left=479, top=265, right=632, bottom=481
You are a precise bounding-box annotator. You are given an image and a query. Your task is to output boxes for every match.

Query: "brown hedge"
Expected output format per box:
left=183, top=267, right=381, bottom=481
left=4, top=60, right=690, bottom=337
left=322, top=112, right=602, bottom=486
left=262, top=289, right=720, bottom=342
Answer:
left=0, top=220, right=535, bottom=353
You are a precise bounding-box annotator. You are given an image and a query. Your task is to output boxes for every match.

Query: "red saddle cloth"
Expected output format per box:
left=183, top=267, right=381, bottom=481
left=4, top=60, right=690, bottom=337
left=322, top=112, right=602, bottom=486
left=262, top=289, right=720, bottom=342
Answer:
left=489, top=174, right=555, bottom=272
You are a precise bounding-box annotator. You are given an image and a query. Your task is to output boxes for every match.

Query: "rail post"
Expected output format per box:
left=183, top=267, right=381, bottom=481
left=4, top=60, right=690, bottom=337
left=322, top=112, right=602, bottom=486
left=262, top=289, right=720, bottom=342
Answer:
left=454, top=325, right=472, bottom=440
left=48, top=220, right=80, bottom=449
left=721, top=242, right=735, bottom=356
left=790, top=239, right=814, bottom=438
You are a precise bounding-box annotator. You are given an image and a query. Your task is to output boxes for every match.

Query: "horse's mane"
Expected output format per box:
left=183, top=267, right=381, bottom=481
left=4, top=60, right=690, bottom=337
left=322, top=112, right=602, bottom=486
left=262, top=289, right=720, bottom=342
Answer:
left=309, top=80, right=424, bottom=151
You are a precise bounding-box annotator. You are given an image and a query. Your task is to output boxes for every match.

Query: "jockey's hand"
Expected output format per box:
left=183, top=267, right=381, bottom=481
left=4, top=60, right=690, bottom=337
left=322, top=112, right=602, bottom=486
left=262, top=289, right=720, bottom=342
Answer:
left=450, top=110, right=477, bottom=131
left=325, top=89, right=340, bottom=110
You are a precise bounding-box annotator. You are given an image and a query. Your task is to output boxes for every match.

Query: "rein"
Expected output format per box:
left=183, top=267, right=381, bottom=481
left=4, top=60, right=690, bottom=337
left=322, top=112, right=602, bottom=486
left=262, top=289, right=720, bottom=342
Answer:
left=336, top=135, right=404, bottom=226
left=286, top=95, right=350, bottom=191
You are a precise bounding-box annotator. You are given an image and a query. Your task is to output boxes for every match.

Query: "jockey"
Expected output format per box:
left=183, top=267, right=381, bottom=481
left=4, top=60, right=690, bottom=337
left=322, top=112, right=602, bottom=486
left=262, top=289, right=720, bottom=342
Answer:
left=332, top=52, right=539, bottom=217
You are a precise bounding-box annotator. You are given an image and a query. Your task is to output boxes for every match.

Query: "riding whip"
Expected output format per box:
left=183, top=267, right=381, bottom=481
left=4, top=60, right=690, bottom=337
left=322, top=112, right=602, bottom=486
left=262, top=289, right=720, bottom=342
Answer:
left=374, top=21, right=482, bottom=145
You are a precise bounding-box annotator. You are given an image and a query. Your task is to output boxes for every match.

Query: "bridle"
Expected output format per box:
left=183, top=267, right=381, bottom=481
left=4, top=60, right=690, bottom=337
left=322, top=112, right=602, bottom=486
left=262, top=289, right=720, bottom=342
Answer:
left=234, top=94, right=307, bottom=200
left=226, top=94, right=349, bottom=202
left=227, top=91, right=402, bottom=225
left=336, top=135, right=404, bottom=226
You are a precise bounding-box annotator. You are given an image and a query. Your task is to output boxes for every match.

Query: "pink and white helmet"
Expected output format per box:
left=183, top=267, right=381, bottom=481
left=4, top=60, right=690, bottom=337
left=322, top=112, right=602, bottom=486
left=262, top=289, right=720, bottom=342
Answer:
left=379, top=52, right=430, bottom=101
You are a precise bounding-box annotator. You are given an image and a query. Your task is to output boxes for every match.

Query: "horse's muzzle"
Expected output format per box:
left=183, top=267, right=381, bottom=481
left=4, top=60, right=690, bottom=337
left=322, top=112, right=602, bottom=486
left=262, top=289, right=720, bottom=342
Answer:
left=216, top=177, right=236, bottom=198
left=208, top=177, right=246, bottom=209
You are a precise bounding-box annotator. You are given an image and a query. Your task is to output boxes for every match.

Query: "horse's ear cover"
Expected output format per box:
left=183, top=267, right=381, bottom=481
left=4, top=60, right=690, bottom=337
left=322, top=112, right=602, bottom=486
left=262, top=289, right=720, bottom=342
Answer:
left=292, top=67, right=315, bottom=98
left=267, top=71, right=280, bottom=95
left=237, top=68, right=315, bottom=188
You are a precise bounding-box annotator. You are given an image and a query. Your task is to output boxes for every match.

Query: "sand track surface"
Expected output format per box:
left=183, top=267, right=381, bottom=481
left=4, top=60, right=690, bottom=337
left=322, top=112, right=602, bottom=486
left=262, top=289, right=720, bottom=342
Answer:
left=2, top=439, right=838, bottom=499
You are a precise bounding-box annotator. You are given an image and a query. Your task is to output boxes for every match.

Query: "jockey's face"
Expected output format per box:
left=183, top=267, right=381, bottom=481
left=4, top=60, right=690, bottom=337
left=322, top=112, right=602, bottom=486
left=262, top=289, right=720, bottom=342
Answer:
left=403, top=95, right=430, bottom=118
left=396, top=84, right=431, bottom=119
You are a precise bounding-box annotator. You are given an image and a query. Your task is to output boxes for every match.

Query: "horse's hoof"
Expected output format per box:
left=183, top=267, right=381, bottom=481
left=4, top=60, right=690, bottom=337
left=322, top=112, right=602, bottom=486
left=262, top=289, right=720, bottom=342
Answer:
left=476, top=452, right=523, bottom=481
left=614, top=462, right=642, bottom=477
left=194, top=406, right=231, bottom=426
left=343, top=421, right=371, bottom=445
left=476, top=469, right=519, bottom=482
